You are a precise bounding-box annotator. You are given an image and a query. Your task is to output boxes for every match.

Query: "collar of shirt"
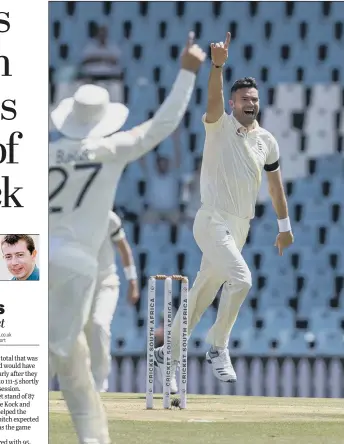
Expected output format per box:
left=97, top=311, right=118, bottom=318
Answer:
left=11, top=265, right=40, bottom=281
left=230, top=113, right=259, bottom=136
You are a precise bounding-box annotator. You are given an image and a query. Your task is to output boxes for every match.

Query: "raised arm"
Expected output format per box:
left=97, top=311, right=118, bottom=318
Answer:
left=114, top=32, right=206, bottom=164
left=205, top=32, right=231, bottom=124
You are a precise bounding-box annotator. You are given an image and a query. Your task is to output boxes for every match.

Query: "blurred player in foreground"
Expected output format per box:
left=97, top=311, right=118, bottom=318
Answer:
left=154, top=31, right=294, bottom=391
left=49, top=32, right=206, bottom=444
left=85, top=211, right=139, bottom=392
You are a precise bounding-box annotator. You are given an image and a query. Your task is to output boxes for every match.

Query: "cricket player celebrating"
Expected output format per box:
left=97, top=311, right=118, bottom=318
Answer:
left=49, top=32, right=206, bottom=444
left=154, top=32, right=294, bottom=390
left=85, top=211, right=139, bottom=393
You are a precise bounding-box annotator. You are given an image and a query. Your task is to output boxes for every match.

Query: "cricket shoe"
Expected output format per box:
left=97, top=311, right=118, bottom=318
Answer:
left=205, top=347, right=237, bottom=382
left=154, top=347, right=178, bottom=394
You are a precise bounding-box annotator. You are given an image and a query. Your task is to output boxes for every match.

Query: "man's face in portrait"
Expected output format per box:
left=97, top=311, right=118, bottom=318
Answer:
left=2, top=239, right=37, bottom=280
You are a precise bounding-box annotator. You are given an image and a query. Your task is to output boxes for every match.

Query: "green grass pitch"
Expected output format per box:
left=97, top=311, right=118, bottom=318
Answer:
left=49, top=392, right=344, bottom=443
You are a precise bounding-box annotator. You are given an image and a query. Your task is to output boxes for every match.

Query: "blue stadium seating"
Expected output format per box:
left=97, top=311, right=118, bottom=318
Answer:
left=49, top=1, right=344, bottom=357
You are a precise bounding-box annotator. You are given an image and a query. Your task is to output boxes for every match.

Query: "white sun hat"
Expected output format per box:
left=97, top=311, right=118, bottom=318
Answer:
left=51, top=84, right=129, bottom=140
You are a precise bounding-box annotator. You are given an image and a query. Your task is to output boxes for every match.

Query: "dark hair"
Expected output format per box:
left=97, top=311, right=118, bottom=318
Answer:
left=1, top=235, right=35, bottom=254
left=230, top=77, right=258, bottom=94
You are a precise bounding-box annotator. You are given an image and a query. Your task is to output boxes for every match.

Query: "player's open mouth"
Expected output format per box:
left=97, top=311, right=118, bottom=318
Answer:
left=244, top=110, right=254, bottom=116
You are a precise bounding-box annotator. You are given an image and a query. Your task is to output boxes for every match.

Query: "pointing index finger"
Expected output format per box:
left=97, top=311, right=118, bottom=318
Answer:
left=187, top=31, right=195, bottom=48
left=224, top=32, right=231, bottom=49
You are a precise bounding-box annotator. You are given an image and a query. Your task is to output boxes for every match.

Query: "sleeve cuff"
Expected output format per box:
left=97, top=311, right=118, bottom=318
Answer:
left=202, top=112, right=226, bottom=131
left=178, top=69, right=197, bottom=83
left=111, top=227, right=126, bottom=242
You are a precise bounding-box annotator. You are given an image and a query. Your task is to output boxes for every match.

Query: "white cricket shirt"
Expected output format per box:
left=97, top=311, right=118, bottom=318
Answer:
left=49, top=134, right=130, bottom=261
left=49, top=69, right=196, bottom=271
left=201, top=112, right=280, bottom=219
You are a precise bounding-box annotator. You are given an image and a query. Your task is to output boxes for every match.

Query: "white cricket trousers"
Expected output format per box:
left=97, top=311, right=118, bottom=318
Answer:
left=49, top=255, right=110, bottom=444
left=171, top=206, right=252, bottom=360
left=85, top=274, right=119, bottom=392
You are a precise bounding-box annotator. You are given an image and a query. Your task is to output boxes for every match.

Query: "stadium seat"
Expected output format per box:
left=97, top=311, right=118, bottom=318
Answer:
left=274, top=84, right=304, bottom=112
left=239, top=330, right=271, bottom=356
left=262, top=308, right=294, bottom=339
left=328, top=225, right=344, bottom=245
left=315, top=329, right=344, bottom=356
left=310, top=84, right=342, bottom=111
left=304, top=132, right=336, bottom=157
left=279, top=153, right=308, bottom=181
left=339, top=111, right=344, bottom=135
left=278, top=331, right=312, bottom=356
left=286, top=224, right=316, bottom=248
left=175, top=223, right=194, bottom=248
left=315, top=155, right=344, bottom=180
left=298, top=251, right=328, bottom=274
left=261, top=107, right=291, bottom=136
left=328, top=177, right=344, bottom=204
left=304, top=268, right=335, bottom=294
left=231, top=308, right=255, bottom=339
left=257, top=289, right=292, bottom=312
left=140, top=223, right=170, bottom=249
left=298, top=288, right=331, bottom=317
left=291, top=178, right=321, bottom=202
left=250, top=221, right=276, bottom=246
left=308, top=308, right=343, bottom=332
left=302, top=202, right=331, bottom=226
left=304, top=108, right=336, bottom=133
left=278, top=129, right=301, bottom=157
left=263, top=273, right=296, bottom=297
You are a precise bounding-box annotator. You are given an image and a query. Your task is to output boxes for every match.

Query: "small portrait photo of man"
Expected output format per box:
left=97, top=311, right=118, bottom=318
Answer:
left=0, top=234, right=40, bottom=281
